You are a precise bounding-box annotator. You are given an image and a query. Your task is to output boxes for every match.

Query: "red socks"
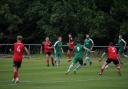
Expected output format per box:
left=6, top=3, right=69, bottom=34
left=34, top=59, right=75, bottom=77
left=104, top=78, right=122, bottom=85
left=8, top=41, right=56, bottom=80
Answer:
left=14, top=71, right=18, bottom=79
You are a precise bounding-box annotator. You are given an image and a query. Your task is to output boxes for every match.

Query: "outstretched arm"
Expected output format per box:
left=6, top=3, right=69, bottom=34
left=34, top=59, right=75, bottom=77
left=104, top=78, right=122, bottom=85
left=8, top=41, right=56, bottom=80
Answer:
left=99, top=52, right=106, bottom=62
left=24, top=47, right=30, bottom=56
left=40, top=45, right=43, bottom=54
left=90, top=39, right=94, bottom=50
left=121, top=39, right=127, bottom=49
left=83, top=46, right=94, bottom=52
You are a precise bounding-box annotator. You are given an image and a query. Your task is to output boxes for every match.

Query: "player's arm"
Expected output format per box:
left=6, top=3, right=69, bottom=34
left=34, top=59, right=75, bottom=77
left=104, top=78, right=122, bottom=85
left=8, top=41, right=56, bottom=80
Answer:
left=90, top=39, right=94, bottom=50
left=61, top=47, right=64, bottom=53
left=40, top=42, right=43, bottom=54
left=99, top=52, right=106, bottom=62
left=53, top=41, right=58, bottom=53
left=121, top=39, right=127, bottom=49
left=40, top=45, right=43, bottom=54
left=24, top=47, right=30, bottom=56
left=83, top=46, right=94, bottom=52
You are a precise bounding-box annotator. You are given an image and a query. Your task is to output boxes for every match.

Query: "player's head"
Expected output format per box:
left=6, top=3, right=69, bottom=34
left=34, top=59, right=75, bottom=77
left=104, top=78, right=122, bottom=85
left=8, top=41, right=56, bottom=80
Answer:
left=45, top=37, right=49, bottom=41
left=58, top=36, right=62, bottom=41
left=109, top=42, right=114, bottom=46
left=17, top=35, right=23, bottom=42
left=119, top=35, right=122, bottom=39
left=86, top=34, right=90, bottom=39
left=68, top=33, right=72, bottom=38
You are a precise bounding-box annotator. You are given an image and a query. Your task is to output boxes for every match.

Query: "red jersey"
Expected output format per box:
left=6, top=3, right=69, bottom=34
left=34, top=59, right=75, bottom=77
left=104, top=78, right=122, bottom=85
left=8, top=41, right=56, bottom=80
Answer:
left=13, top=42, right=24, bottom=62
left=69, top=37, right=74, bottom=49
left=108, top=46, right=118, bottom=60
left=43, top=41, right=52, bottom=53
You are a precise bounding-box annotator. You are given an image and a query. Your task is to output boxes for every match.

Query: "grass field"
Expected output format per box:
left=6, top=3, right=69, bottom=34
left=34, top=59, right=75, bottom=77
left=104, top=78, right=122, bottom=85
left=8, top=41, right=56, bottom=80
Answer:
left=0, top=54, right=128, bottom=89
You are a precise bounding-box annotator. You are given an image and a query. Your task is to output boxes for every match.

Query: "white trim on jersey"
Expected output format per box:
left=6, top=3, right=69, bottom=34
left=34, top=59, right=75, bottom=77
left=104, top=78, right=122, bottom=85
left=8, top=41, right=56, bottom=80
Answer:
left=54, top=41, right=60, bottom=47
left=121, top=39, right=127, bottom=44
left=89, top=38, right=94, bottom=44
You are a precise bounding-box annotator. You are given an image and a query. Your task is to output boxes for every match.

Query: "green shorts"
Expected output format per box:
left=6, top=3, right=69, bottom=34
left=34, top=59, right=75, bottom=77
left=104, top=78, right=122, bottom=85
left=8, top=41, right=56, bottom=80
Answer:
left=118, top=47, right=123, bottom=55
left=54, top=52, right=62, bottom=58
left=73, top=57, right=83, bottom=65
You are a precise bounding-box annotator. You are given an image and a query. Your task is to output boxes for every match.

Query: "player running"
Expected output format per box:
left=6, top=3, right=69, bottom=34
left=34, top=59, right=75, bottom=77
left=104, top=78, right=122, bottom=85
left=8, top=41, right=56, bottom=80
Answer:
left=65, top=39, right=94, bottom=74
left=67, top=34, right=74, bottom=62
left=40, top=37, right=55, bottom=67
left=12, top=35, right=29, bottom=83
left=54, top=36, right=64, bottom=67
left=84, top=34, right=94, bottom=65
left=99, top=42, right=121, bottom=76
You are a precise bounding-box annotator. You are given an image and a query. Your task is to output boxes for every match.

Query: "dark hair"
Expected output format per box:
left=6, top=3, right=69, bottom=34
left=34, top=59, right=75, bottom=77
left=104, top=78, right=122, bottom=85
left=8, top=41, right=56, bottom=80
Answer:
left=109, top=42, right=114, bottom=46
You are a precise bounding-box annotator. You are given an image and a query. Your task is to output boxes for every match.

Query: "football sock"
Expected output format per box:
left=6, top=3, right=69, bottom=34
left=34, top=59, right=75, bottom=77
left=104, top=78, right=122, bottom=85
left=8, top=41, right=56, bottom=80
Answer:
left=67, top=64, right=74, bottom=72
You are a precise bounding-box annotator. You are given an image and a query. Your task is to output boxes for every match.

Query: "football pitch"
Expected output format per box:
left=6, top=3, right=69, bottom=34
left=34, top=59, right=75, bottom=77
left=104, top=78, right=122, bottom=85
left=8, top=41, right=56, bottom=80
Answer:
left=0, top=54, right=128, bottom=89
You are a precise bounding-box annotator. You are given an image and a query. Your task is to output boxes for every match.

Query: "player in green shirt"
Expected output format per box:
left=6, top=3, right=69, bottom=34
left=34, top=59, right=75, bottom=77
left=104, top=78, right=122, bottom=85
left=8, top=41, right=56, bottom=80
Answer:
left=65, top=39, right=94, bottom=74
left=117, top=35, right=127, bottom=63
left=84, top=34, right=94, bottom=65
left=118, top=35, right=127, bottom=55
left=54, top=36, right=64, bottom=67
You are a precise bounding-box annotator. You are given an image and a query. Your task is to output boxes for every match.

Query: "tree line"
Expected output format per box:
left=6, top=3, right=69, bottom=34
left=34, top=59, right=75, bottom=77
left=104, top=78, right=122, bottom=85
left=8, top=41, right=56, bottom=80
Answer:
left=0, top=0, right=128, bottom=45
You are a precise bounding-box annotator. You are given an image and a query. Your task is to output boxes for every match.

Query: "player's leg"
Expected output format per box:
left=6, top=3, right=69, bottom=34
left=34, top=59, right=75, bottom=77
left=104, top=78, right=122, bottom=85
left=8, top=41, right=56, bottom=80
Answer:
left=67, top=49, right=71, bottom=59
left=85, top=51, right=92, bottom=65
left=65, top=63, right=74, bottom=74
left=66, top=58, right=77, bottom=74
left=57, top=53, right=61, bottom=66
left=13, top=61, right=21, bottom=83
left=118, top=48, right=123, bottom=64
left=99, top=59, right=110, bottom=75
left=114, top=60, right=121, bottom=76
left=56, top=57, right=60, bottom=67
left=45, top=53, right=50, bottom=66
left=12, top=66, right=18, bottom=82
left=73, top=58, right=83, bottom=74
left=50, top=54, right=55, bottom=66
left=55, top=53, right=60, bottom=67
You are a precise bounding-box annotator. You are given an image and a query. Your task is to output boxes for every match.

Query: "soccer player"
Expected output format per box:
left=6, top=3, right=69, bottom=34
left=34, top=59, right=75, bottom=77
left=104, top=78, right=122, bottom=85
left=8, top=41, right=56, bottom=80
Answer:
left=40, top=37, right=55, bottom=66
left=65, top=39, right=94, bottom=74
left=117, top=35, right=127, bottom=63
left=118, top=35, right=127, bottom=55
left=54, top=36, right=64, bottom=67
left=67, top=34, right=74, bottom=62
left=84, top=34, right=94, bottom=65
left=99, top=42, right=121, bottom=76
left=12, top=35, right=29, bottom=83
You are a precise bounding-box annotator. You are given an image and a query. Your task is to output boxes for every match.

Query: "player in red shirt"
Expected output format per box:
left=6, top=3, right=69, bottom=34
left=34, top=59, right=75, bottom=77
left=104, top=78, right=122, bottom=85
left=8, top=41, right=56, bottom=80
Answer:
left=12, top=35, right=29, bottom=83
left=40, top=37, right=54, bottom=66
left=99, top=42, right=121, bottom=76
left=67, top=34, right=74, bottom=62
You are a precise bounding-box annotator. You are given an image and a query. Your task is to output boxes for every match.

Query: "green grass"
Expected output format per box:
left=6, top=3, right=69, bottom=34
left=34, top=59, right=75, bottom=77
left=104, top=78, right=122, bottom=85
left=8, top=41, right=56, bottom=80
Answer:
left=0, top=54, right=128, bottom=89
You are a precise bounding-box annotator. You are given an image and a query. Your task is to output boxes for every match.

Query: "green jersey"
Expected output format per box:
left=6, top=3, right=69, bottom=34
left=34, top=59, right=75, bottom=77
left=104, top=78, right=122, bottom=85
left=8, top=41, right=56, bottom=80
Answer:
left=118, top=39, right=125, bottom=48
left=84, top=38, right=93, bottom=48
left=74, top=44, right=84, bottom=58
left=54, top=41, right=62, bottom=53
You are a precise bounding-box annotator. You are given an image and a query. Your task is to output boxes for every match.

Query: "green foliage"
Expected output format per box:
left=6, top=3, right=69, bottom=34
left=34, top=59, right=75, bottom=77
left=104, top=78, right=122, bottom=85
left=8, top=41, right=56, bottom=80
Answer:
left=0, top=0, right=128, bottom=43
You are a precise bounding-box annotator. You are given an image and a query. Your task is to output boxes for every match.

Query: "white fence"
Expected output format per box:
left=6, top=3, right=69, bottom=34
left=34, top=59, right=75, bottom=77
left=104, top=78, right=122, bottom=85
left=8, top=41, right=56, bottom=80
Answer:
left=0, top=44, right=114, bottom=54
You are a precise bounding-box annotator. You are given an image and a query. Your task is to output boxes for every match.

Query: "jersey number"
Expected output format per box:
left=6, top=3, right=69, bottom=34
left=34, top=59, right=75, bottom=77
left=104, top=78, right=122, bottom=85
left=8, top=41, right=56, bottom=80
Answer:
left=17, top=46, right=21, bottom=53
left=112, top=48, right=115, bottom=53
